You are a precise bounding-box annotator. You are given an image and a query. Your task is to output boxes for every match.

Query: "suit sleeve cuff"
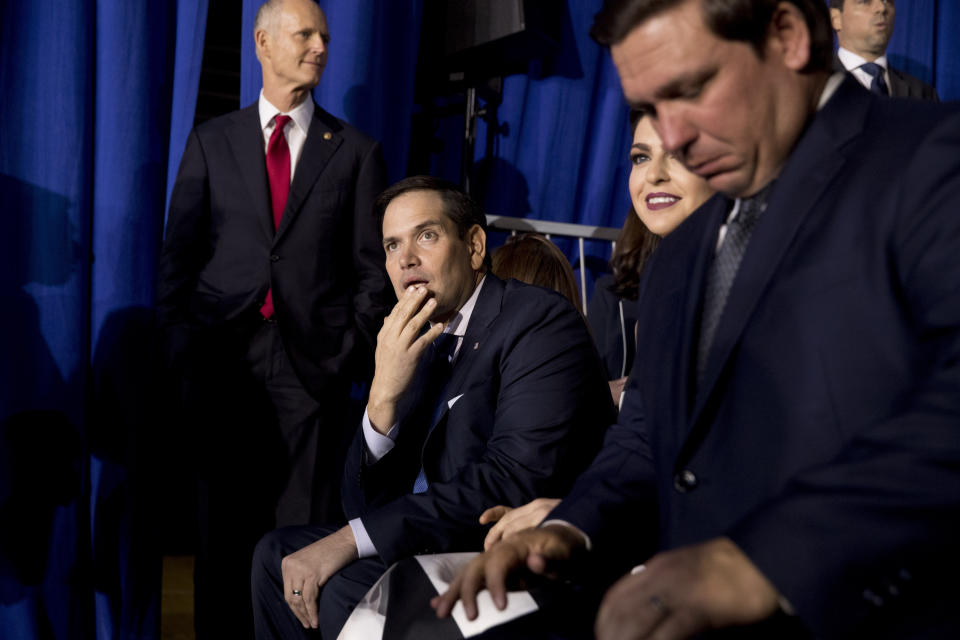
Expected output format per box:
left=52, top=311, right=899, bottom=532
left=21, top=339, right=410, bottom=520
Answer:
left=540, top=519, right=592, bottom=551
left=362, top=407, right=398, bottom=462
left=348, top=518, right=378, bottom=559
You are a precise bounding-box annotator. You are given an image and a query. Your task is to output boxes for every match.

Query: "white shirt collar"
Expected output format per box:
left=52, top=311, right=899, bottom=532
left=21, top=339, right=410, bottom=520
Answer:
left=258, top=89, right=314, bottom=136
left=837, top=47, right=889, bottom=73
left=438, top=275, right=486, bottom=339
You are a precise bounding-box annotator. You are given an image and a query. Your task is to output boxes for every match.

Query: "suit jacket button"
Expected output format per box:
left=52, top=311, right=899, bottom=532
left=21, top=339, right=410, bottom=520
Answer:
left=673, top=469, right=697, bottom=493
left=862, top=588, right=884, bottom=607
left=270, top=254, right=280, bottom=262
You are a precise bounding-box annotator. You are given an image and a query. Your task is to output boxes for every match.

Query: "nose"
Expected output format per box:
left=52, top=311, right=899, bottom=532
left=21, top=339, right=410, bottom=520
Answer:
left=652, top=104, right=696, bottom=162
left=397, top=244, right=420, bottom=269
left=309, top=33, right=327, bottom=57
left=645, top=153, right=670, bottom=185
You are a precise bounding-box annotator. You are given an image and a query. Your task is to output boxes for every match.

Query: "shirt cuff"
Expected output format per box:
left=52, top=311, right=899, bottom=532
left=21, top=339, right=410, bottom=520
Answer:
left=349, top=518, right=378, bottom=559
left=539, top=519, right=592, bottom=551
left=362, top=407, right=398, bottom=462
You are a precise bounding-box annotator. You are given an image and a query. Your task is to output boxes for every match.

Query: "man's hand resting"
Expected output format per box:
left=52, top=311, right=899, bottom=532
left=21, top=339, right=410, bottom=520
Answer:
left=479, top=498, right=561, bottom=550
left=431, top=524, right=586, bottom=620
left=280, top=525, right=359, bottom=629
left=595, top=537, right=781, bottom=640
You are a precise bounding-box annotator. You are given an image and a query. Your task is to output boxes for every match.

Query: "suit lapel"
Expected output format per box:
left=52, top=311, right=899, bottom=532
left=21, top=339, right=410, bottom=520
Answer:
left=684, top=77, right=871, bottom=445
left=274, top=104, right=343, bottom=243
left=887, top=67, right=909, bottom=98
left=227, top=105, right=274, bottom=241
left=449, top=275, right=504, bottom=403
left=429, top=275, right=504, bottom=431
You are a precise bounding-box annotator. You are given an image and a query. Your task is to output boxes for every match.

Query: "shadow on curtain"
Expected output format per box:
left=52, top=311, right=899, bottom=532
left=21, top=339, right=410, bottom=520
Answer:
left=1, top=0, right=207, bottom=637
left=1, top=1, right=93, bottom=636
left=1, top=1, right=958, bottom=639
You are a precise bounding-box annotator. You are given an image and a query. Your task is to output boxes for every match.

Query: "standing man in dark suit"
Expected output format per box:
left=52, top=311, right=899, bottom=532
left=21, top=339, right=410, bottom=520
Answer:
left=435, top=1, right=960, bottom=638
left=251, top=176, right=614, bottom=639
left=157, top=0, right=391, bottom=636
left=830, top=0, right=938, bottom=100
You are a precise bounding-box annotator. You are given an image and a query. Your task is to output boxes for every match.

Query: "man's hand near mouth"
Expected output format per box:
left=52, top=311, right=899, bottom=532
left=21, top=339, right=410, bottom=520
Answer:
left=367, top=285, right=445, bottom=435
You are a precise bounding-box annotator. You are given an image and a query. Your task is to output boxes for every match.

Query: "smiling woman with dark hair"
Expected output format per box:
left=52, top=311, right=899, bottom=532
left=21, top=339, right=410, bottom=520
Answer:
left=591, top=110, right=715, bottom=401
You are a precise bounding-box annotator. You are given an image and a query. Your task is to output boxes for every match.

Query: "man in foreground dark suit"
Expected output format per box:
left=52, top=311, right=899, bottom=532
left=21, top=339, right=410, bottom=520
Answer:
left=250, top=176, right=614, bottom=639
left=830, top=0, right=938, bottom=100
left=157, top=0, right=391, bottom=635
left=434, top=1, right=960, bottom=638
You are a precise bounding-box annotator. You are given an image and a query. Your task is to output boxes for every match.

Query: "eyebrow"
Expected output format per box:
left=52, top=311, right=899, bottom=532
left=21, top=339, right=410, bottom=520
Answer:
left=629, top=67, right=718, bottom=112
left=631, top=142, right=652, bottom=152
left=382, top=219, right=445, bottom=247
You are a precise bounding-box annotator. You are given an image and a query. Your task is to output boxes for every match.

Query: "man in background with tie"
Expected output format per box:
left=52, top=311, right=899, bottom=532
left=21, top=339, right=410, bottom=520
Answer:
left=830, top=0, right=938, bottom=100
left=434, top=0, right=960, bottom=637
left=250, top=176, right=614, bottom=639
left=157, top=0, right=391, bottom=636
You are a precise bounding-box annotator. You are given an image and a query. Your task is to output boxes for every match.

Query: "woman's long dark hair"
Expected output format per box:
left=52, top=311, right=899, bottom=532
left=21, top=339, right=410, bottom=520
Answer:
left=609, top=205, right=660, bottom=300
left=608, top=110, right=662, bottom=300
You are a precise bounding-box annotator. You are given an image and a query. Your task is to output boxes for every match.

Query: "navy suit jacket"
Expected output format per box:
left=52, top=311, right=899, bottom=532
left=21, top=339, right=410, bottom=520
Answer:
left=157, top=102, right=392, bottom=396
left=833, top=53, right=939, bottom=101
left=552, top=76, right=960, bottom=637
left=888, top=65, right=939, bottom=101
left=342, top=275, right=615, bottom=566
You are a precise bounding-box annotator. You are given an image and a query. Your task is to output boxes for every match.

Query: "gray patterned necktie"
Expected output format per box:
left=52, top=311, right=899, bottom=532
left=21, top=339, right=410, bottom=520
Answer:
left=696, top=183, right=774, bottom=383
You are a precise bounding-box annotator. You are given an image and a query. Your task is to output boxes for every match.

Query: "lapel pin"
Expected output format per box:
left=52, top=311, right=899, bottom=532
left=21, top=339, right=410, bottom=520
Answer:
left=473, top=342, right=479, bottom=350
left=323, top=131, right=332, bottom=140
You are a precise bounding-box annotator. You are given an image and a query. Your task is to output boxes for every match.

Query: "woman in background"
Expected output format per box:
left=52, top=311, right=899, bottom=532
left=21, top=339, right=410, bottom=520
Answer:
left=491, top=233, right=582, bottom=313
left=591, top=109, right=715, bottom=405
left=481, top=110, right=715, bottom=546
left=589, top=211, right=656, bottom=397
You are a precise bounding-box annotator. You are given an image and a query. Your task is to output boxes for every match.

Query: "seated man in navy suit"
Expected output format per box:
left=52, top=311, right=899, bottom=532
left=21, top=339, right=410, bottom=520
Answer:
left=251, top=175, right=614, bottom=639
left=434, top=0, right=960, bottom=638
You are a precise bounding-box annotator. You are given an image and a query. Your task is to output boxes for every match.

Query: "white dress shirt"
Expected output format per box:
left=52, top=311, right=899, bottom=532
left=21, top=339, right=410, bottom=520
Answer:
left=350, top=277, right=487, bottom=558
left=837, top=47, right=891, bottom=94
left=258, top=90, right=314, bottom=181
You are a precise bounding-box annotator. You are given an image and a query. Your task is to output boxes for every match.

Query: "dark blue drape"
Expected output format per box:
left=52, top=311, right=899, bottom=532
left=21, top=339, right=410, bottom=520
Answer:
left=2, top=0, right=205, bottom=637
left=1, top=1, right=957, bottom=638
left=466, top=0, right=634, bottom=286
left=886, top=0, right=935, bottom=82
left=87, top=2, right=206, bottom=637
left=1, top=1, right=93, bottom=637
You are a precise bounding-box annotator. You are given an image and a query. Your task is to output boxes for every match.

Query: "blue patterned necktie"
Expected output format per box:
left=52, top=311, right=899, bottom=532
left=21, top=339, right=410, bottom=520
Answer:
left=411, top=332, right=458, bottom=494
left=859, top=62, right=889, bottom=96
left=696, top=182, right=774, bottom=384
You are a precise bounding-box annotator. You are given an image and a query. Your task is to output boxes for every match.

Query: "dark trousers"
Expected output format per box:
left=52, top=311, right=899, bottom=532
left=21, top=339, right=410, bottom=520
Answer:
left=252, top=524, right=388, bottom=639
left=184, top=319, right=353, bottom=639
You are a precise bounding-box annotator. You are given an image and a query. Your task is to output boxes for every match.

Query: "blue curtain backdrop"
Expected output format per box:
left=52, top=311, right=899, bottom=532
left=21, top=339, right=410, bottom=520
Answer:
left=886, top=0, right=957, bottom=98
left=1, top=0, right=206, bottom=637
left=1, top=1, right=94, bottom=638
left=1, top=1, right=958, bottom=638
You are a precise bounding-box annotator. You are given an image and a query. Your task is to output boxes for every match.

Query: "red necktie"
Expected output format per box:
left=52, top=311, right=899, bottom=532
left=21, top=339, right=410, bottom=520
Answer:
left=260, top=114, right=292, bottom=319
